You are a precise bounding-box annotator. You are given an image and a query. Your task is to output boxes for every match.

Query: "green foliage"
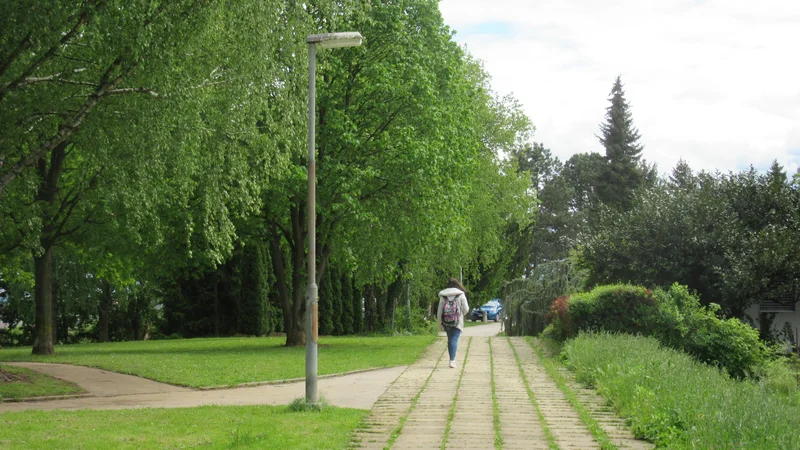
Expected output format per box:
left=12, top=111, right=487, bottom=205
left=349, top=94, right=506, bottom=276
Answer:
left=1, top=0, right=536, bottom=347
left=595, top=76, right=649, bottom=211
left=547, top=283, right=771, bottom=378
left=657, top=285, right=771, bottom=379
left=237, top=241, right=273, bottom=336
left=510, top=143, right=574, bottom=274
left=580, top=164, right=800, bottom=319
left=562, top=333, right=800, bottom=448
left=502, top=260, right=587, bottom=336
left=558, top=285, right=659, bottom=339
left=339, top=271, right=355, bottom=335
left=319, top=268, right=335, bottom=336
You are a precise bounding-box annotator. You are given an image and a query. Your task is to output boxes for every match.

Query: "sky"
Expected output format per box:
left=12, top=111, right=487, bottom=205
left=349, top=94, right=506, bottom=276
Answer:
left=438, top=0, right=800, bottom=177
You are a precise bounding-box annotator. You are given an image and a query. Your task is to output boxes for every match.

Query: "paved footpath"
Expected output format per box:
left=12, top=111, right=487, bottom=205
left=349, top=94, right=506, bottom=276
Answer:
left=352, top=328, right=653, bottom=450
left=0, top=363, right=405, bottom=412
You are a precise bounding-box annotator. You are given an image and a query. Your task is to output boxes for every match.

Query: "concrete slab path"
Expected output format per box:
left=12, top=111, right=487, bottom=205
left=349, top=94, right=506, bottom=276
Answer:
left=352, top=334, right=653, bottom=450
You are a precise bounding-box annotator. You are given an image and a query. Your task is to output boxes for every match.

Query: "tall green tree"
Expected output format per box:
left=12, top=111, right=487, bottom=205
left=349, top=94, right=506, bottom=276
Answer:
left=1, top=0, right=308, bottom=353
left=511, top=143, right=575, bottom=275
left=580, top=162, right=800, bottom=317
left=265, top=0, right=531, bottom=345
left=595, top=76, right=646, bottom=210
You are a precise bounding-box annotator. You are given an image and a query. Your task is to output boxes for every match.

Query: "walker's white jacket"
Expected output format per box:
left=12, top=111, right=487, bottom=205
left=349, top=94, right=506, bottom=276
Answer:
left=437, top=288, right=469, bottom=331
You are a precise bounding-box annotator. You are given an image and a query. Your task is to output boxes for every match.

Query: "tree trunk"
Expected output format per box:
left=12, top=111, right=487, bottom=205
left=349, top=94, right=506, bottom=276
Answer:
left=387, top=276, right=403, bottom=333
left=288, top=200, right=307, bottom=346
left=32, top=246, right=55, bottom=355
left=376, top=288, right=388, bottom=331
left=364, top=285, right=377, bottom=332
left=270, top=219, right=306, bottom=347
left=31, top=144, right=67, bottom=355
left=51, top=263, right=59, bottom=344
left=213, top=277, right=220, bottom=336
left=98, top=279, right=111, bottom=343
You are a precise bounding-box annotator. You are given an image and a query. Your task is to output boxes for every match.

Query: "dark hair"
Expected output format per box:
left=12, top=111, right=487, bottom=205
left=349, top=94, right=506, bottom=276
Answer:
left=447, top=278, right=466, bottom=292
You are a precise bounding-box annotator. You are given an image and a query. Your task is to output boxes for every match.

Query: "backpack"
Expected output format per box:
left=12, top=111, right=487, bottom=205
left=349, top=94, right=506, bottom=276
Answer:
left=442, top=295, right=460, bottom=327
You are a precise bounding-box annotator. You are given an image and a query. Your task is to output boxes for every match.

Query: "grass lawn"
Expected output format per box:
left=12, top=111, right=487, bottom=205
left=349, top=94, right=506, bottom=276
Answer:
left=0, top=364, right=84, bottom=400
left=0, top=335, right=436, bottom=388
left=0, top=404, right=365, bottom=449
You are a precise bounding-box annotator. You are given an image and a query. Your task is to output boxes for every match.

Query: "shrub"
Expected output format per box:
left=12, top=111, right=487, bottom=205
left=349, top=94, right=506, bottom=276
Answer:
left=544, top=296, right=570, bottom=340
left=570, top=285, right=659, bottom=336
left=547, top=283, right=771, bottom=378
left=656, top=284, right=770, bottom=379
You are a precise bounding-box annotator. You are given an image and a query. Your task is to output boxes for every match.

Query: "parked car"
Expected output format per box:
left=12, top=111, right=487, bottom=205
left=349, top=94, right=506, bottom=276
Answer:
left=470, top=300, right=503, bottom=322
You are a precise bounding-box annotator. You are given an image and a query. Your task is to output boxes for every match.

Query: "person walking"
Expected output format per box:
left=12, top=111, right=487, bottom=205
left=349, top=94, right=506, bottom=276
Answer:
left=437, top=278, right=469, bottom=368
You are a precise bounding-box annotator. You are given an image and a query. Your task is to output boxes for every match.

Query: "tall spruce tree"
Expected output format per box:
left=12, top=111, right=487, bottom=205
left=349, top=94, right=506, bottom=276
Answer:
left=669, top=158, right=696, bottom=190
left=596, top=76, right=646, bottom=210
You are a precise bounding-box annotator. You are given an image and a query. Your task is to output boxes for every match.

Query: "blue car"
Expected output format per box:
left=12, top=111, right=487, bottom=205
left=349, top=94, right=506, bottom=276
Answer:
left=470, top=300, right=503, bottom=322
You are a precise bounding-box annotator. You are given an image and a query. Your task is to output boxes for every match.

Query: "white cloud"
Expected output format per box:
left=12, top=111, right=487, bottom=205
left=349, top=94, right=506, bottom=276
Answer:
left=439, top=0, right=800, bottom=176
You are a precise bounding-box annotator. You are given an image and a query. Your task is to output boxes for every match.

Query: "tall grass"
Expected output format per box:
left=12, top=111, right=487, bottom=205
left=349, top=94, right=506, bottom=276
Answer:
left=562, top=332, right=800, bottom=449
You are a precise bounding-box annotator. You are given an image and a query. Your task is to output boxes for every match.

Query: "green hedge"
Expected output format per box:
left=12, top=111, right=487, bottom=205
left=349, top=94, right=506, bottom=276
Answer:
left=546, top=283, right=771, bottom=378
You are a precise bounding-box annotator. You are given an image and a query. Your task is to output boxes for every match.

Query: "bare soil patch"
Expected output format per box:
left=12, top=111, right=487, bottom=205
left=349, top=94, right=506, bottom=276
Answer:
left=0, top=366, right=28, bottom=384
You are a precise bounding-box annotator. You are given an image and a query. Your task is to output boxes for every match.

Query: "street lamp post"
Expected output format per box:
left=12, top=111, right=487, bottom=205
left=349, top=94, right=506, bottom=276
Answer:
left=305, top=32, right=362, bottom=404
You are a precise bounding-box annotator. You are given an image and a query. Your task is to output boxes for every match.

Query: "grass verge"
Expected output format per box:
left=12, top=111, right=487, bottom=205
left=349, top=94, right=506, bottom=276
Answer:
left=441, top=337, right=471, bottom=449
left=0, top=364, right=83, bottom=400
left=0, top=335, right=436, bottom=388
left=0, top=404, right=365, bottom=449
left=525, top=337, right=617, bottom=450
left=507, top=338, right=558, bottom=450
left=562, top=332, right=800, bottom=449
left=489, top=338, right=502, bottom=449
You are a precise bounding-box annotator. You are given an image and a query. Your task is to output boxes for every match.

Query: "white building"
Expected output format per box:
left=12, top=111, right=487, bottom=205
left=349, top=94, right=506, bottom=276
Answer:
left=743, top=281, right=799, bottom=352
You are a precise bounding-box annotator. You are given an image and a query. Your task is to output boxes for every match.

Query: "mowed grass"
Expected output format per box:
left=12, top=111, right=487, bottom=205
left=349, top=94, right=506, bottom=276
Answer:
left=0, top=335, right=436, bottom=388
left=0, top=364, right=84, bottom=400
left=0, top=404, right=365, bottom=449
left=562, top=332, right=800, bottom=449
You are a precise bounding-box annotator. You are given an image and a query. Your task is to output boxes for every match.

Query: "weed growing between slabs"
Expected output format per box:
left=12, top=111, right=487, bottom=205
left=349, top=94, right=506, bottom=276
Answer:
left=441, top=337, right=472, bottom=449
left=488, top=339, right=503, bottom=449
left=525, top=338, right=617, bottom=450
left=0, top=335, right=436, bottom=388
left=0, top=404, right=366, bottom=449
left=0, top=364, right=83, bottom=400
left=383, top=346, right=448, bottom=449
left=507, top=338, right=558, bottom=450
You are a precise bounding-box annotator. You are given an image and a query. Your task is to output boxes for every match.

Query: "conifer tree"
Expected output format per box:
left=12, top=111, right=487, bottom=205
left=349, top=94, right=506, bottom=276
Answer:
left=669, top=159, right=695, bottom=190
left=238, top=242, right=269, bottom=336
left=340, top=271, right=355, bottom=335
left=596, top=76, right=646, bottom=210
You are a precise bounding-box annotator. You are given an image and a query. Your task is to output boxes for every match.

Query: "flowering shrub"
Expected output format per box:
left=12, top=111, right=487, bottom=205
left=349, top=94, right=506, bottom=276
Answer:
left=545, top=296, right=570, bottom=339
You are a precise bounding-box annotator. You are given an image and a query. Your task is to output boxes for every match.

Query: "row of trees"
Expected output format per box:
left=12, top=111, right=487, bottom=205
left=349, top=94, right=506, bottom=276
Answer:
left=0, top=1, right=534, bottom=352
left=506, top=76, right=799, bottom=337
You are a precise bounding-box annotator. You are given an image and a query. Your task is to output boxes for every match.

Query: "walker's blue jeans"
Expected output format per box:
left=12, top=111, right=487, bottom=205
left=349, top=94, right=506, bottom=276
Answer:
left=445, top=326, right=462, bottom=361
